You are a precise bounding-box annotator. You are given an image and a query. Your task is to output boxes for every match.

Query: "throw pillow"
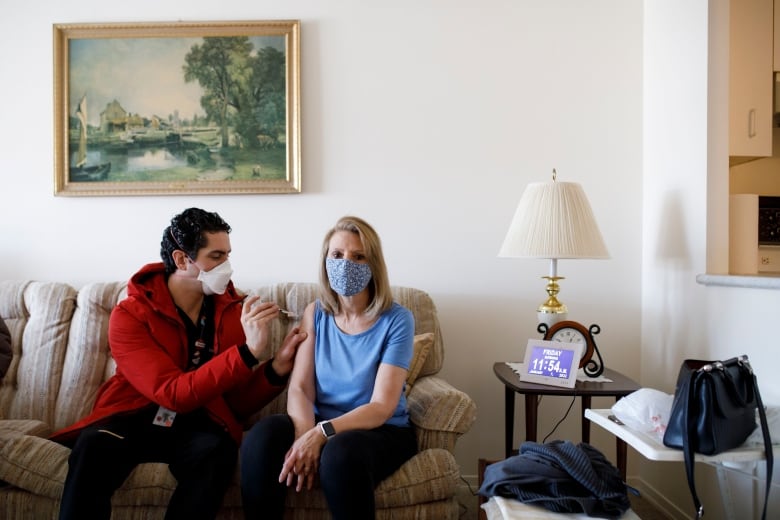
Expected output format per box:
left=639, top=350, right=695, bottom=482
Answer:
left=406, top=332, right=434, bottom=395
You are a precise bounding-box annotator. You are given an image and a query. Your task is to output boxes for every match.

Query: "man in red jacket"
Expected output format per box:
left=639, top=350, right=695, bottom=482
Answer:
left=51, top=207, right=307, bottom=520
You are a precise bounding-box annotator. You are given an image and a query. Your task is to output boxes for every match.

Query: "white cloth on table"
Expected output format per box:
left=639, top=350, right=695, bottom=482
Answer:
left=481, top=496, right=641, bottom=519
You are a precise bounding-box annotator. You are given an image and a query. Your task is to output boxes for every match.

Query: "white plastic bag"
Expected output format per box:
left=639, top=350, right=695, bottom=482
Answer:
left=611, top=388, right=673, bottom=442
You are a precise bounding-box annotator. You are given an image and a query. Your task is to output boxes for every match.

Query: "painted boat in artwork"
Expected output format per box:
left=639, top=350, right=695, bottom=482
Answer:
left=70, top=95, right=111, bottom=182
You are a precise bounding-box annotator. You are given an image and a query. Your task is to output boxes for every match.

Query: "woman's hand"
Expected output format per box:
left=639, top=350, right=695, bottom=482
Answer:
left=279, top=426, right=327, bottom=492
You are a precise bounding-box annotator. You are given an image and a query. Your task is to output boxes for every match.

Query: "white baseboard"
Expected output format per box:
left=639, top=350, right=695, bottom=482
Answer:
left=627, top=475, right=688, bottom=520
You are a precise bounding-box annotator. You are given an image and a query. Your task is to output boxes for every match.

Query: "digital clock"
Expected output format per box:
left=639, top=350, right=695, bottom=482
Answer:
left=529, top=348, right=575, bottom=377
left=518, top=339, right=584, bottom=388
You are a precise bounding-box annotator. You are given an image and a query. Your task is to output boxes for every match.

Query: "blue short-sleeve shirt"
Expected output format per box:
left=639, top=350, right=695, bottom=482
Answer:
left=313, top=301, right=414, bottom=427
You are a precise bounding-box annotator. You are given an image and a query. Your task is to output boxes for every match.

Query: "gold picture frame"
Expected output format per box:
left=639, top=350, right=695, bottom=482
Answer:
left=53, top=20, right=301, bottom=196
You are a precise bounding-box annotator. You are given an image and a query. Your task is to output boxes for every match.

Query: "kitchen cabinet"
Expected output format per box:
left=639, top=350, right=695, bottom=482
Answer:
left=730, top=0, right=773, bottom=162
left=775, top=0, right=780, bottom=70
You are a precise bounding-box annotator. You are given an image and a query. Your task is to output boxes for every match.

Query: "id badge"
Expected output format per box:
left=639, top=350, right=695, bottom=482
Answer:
left=153, top=405, right=176, bottom=427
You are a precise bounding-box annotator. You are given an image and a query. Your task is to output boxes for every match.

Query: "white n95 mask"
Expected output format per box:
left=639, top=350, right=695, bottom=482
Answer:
left=197, top=260, right=233, bottom=295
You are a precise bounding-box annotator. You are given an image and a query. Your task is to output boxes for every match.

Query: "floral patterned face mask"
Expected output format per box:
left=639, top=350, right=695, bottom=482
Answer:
left=326, top=258, right=372, bottom=297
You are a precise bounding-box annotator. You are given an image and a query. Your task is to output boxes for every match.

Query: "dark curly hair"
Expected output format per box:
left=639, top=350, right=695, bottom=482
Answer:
left=160, top=208, right=231, bottom=274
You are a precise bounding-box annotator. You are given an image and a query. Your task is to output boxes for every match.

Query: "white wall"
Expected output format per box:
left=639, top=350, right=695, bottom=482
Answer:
left=642, top=1, right=713, bottom=516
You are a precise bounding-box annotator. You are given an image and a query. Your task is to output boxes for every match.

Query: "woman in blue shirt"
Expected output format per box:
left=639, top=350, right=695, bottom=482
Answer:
left=240, top=216, right=417, bottom=520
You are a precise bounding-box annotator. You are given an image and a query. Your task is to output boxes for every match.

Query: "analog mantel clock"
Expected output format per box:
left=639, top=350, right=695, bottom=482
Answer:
left=537, top=320, right=604, bottom=378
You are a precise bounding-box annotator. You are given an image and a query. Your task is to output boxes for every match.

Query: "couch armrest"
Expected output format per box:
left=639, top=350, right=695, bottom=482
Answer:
left=0, top=432, right=69, bottom=500
left=0, top=419, right=52, bottom=438
left=0, top=420, right=52, bottom=453
left=407, top=375, right=476, bottom=453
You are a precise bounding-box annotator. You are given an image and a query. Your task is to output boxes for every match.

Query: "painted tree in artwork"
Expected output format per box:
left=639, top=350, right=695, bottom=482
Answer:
left=236, top=46, right=286, bottom=148
left=183, top=37, right=253, bottom=148
left=183, top=36, right=287, bottom=150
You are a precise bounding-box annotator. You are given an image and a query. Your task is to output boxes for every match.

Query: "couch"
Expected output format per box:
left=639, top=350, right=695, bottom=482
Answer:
left=0, top=280, right=477, bottom=519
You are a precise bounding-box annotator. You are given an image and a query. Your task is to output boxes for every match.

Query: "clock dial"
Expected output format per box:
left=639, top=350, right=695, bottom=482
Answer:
left=541, top=321, right=596, bottom=370
left=551, top=328, right=586, bottom=344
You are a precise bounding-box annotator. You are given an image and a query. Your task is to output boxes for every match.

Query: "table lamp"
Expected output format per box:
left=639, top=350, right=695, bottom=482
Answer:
left=498, top=169, right=609, bottom=325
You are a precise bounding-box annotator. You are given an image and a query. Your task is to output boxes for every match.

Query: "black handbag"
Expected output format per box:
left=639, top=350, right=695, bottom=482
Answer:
left=662, top=355, right=773, bottom=519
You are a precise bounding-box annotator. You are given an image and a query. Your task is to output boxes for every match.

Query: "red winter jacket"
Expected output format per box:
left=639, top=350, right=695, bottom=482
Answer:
left=51, top=262, right=285, bottom=445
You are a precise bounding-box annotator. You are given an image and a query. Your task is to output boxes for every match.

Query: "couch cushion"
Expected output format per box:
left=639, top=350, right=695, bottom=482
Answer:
left=0, top=281, right=77, bottom=425
left=53, top=282, right=126, bottom=431
left=0, top=420, right=51, bottom=458
left=0, top=419, right=51, bottom=438
left=375, top=448, right=460, bottom=505
left=0, top=433, right=69, bottom=500
left=0, top=429, right=459, bottom=514
left=0, top=433, right=181, bottom=506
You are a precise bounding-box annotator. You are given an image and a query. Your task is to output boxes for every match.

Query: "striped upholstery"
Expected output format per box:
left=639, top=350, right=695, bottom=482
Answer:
left=54, top=281, right=126, bottom=430
left=0, top=280, right=476, bottom=519
left=0, top=281, right=77, bottom=426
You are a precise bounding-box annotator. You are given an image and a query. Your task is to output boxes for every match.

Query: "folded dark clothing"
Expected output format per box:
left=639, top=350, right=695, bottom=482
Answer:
left=478, top=440, right=630, bottom=518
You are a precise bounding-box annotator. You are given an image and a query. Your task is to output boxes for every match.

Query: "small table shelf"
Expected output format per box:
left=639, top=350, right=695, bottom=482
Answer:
left=585, top=408, right=777, bottom=463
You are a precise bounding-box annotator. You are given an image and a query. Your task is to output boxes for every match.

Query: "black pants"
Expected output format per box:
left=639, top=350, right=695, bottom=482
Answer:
left=58, top=406, right=237, bottom=520
left=240, top=414, right=418, bottom=520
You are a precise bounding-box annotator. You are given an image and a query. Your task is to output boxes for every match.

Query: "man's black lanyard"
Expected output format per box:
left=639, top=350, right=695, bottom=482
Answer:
left=153, top=297, right=217, bottom=429
left=179, top=296, right=215, bottom=371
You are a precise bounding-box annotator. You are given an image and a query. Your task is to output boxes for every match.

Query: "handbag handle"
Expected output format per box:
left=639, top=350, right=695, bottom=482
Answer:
left=718, top=359, right=755, bottom=408
left=752, top=368, right=774, bottom=520
left=681, top=370, right=703, bottom=518
left=681, top=360, right=773, bottom=520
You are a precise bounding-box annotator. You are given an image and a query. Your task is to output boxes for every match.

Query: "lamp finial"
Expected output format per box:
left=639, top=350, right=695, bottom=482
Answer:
left=552, top=168, right=557, bottom=182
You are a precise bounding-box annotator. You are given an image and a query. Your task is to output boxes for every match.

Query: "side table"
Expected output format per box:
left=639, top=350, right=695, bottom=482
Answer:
left=493, top=361, right=641, bottom=479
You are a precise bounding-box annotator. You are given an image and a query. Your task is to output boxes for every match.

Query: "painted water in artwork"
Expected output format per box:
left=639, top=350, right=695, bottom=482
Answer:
left=68, top=35, right=288, bottom=183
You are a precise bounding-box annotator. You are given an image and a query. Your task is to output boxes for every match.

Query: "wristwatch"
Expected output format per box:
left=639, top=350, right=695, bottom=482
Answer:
left=318, top=420, right=336, bottom=439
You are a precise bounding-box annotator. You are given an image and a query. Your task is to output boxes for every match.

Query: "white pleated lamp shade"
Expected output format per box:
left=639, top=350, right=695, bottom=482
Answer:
left=499, top=180, right=609, bottom=259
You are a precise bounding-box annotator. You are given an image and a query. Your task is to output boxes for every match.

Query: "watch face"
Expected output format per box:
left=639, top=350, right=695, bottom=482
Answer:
left=551, top=327, right=586, bottom=344
left=321, top=421, right=336, bottom=437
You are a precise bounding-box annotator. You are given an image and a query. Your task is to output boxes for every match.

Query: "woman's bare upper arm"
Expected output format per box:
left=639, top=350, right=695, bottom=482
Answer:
left=370, top=363, right=407, bottom=412
left=289, top=302, right=317, bottom=393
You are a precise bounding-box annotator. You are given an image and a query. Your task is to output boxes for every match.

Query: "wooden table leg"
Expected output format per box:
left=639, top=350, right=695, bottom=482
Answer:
left=525, top=394, right=537, bottom=442
left=504, top=386, right=515, bottom=458
left=613, top=396, right=627, bottom=480
left=616, top=439, right=627, bottom=481
left=582, top=395, right=626, bottom=479
left=581, top=395, right=592, bottom=443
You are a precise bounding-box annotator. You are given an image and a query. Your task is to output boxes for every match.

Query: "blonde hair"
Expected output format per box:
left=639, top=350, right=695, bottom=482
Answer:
left=318, top=216, right=392, bottom=318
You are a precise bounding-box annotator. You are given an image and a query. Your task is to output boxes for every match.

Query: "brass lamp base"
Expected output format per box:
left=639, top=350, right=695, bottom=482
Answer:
left=537, top=276, right=568, bottom=325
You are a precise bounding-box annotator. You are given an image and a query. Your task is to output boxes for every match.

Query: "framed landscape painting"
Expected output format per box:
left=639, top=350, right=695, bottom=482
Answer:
left=53, top=20, right=301, bottom=196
